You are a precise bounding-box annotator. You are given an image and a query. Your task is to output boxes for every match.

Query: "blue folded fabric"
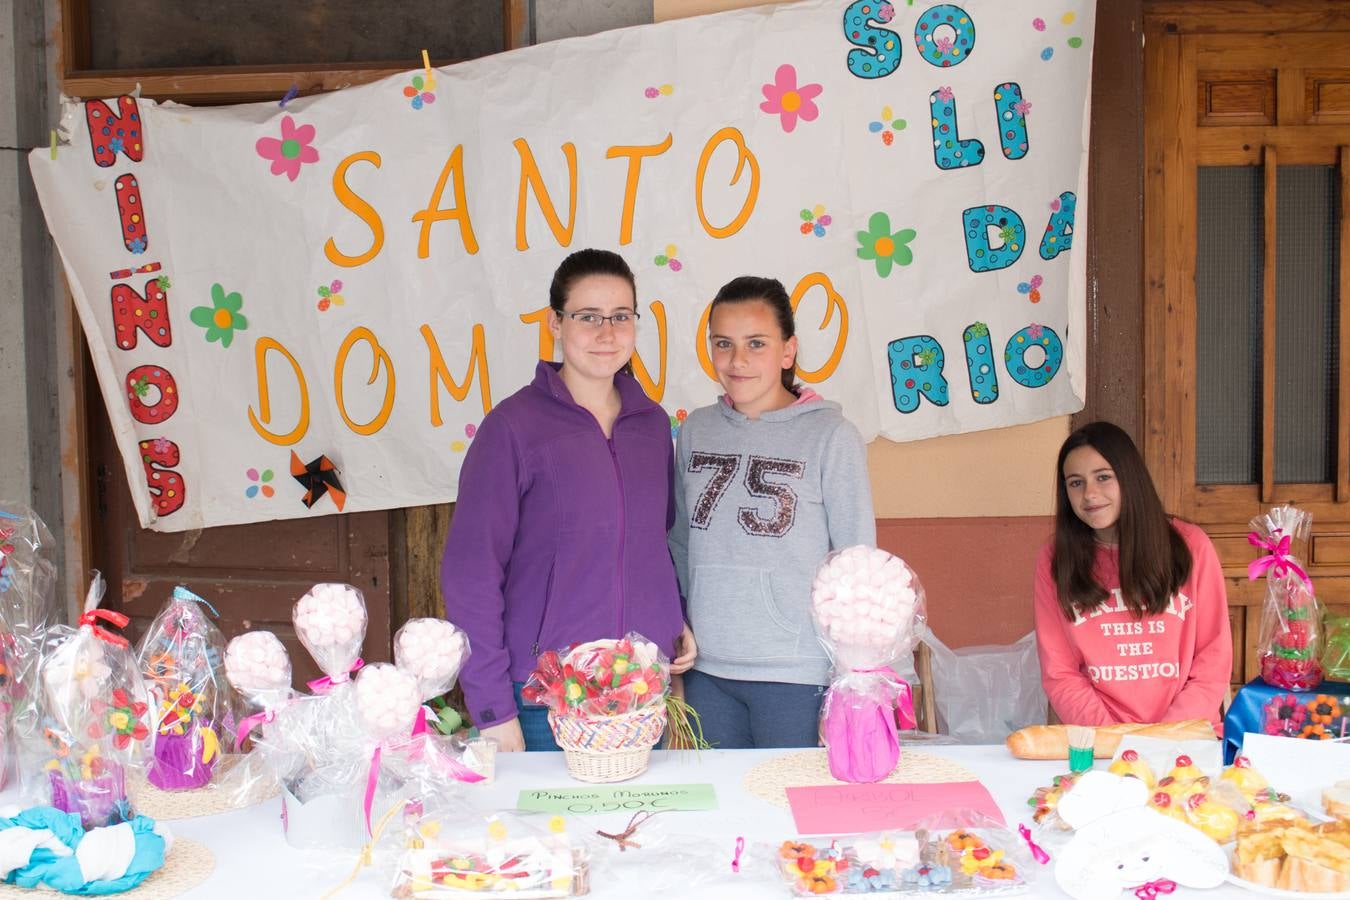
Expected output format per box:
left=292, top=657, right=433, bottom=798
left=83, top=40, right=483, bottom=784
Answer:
left=0, top=806, right=166, bottom=895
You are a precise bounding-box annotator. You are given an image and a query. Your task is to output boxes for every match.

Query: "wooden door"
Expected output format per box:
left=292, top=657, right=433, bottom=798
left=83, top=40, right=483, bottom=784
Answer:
left=1144, top=1, right=1350, bottom=693
left=85, top=358, right=394, bottom=688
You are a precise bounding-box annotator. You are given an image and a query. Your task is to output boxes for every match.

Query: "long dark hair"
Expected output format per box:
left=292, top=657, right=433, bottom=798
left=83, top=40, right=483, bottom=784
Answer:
left=548, top=249, right=637, bottom=376
left=709, top=275, right=799, bottom=394
left=1052, top=421, right=1192, bottom=621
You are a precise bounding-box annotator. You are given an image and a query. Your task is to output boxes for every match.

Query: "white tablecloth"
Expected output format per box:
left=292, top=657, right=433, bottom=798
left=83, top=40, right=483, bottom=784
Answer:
left=142, top=745, right=1269, bottom=900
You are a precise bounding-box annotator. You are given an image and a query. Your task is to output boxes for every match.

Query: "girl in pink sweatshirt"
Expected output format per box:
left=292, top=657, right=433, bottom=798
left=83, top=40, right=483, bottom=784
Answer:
left=1033, top=421, right=1231, bottom=728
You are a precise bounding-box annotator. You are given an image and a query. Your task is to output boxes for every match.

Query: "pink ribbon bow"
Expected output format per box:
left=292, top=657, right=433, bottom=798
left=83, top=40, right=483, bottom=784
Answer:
left=234, top=709, right=276, bottom=751
left=1134, top=879, right=1177, bottom=900
left=851, top=666, right=918, bottom=730
left=307, top=657, right=364, bottom=693
left=1018, top=823, right=1050, bottom=864
left=363, top=716, right=484, bottom=835
left=1247, top=531, right=1313, bottom=591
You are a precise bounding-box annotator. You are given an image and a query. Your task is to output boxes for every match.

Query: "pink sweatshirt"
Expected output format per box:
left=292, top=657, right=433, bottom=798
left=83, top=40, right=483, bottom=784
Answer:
left=1033, top=519, right=1232, bottom=728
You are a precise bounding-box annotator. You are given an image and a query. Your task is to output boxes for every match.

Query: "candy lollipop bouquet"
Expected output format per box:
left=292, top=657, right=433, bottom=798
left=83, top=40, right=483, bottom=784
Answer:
left=522, top=633, right=678, bottom=783
left=812, top=546, right=926, bottom=783
left=136, top=586, right=233, bottom=791
left=1249, top=505, right=1324, bottom=690
left=38, top=578, right=152, bottom=827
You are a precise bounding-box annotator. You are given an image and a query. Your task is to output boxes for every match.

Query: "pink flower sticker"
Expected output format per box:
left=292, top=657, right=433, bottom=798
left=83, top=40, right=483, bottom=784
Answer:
left=255, top=115, right=319, bottom=182
left=759, top=64, right=822, bottom=134
left=936, top=86, right=955, bottom=103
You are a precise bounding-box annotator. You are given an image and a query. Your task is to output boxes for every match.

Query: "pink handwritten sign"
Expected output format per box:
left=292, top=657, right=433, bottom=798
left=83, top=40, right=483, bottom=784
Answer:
left=785, top=781, right=1005, bottom=835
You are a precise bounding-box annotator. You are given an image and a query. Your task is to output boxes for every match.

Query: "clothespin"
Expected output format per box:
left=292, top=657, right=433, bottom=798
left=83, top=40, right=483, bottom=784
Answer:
left=421, top=49, right=435, bottom=91
left=131, top=82, right=142, bottom=99
left=280, top=84, right=299, bottom=108
left=50, top=129, right=57, bottom=160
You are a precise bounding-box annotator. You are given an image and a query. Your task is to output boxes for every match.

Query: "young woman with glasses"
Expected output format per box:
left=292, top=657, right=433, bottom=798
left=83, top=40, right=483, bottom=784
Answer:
left=441, top=249, right=695, bottom=752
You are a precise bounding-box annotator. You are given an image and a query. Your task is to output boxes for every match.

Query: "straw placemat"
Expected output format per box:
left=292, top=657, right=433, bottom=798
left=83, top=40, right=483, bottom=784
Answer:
left=0, top=837, right=213, bottom=899
left=744, top=749, right=979, bottom=808
left=128, top=755, right=279, bottom=820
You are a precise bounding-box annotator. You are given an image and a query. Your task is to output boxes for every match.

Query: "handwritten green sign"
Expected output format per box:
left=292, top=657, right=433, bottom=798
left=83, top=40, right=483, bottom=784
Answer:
left=517, top=783, right=718, bottom=815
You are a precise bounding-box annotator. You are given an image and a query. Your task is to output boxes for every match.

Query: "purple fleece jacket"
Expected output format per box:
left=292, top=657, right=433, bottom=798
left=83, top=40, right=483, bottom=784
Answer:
left=441, top=361, right=685, bottom=726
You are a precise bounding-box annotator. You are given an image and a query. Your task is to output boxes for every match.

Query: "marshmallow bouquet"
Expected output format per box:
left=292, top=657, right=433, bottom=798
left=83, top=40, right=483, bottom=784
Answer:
left=394, top=617, right=470, bottom=705
left=216, top=630, right=300, bottom=806
left=811, top=546, right=926, bottom=783
left=294, top=582, right=368, bottom=684
left=223, top=584, right=484, bottom=834
left=134, top=586, right=234, bottom=791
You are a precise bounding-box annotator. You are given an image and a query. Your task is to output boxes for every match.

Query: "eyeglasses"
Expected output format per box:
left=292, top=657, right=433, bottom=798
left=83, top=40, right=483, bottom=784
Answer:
left=560, top=311, right=641, bottom=329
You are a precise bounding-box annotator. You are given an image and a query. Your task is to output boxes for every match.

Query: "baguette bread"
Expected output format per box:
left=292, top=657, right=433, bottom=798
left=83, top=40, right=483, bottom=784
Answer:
left=1004, top=719, right=1216, bottom=759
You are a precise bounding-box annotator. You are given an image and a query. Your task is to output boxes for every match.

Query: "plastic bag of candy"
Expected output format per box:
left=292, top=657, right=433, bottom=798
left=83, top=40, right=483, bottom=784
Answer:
left=770, top=814, right=1035, bottom=897
left=135, top=585, right=235, bottom=790
left=0, top=503, right=65, bottom=792
left=36, top=574, right=153, bottom=827
left=388, top=807, right=590, bottom=899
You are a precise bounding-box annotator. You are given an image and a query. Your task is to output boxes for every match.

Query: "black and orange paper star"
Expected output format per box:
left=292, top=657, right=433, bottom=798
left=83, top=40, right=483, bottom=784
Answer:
left=290, top=451, right=346, bottom=511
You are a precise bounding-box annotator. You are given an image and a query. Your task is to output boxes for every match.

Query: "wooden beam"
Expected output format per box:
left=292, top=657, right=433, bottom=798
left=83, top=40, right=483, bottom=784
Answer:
left=1261, top=144, right=1277, bottom=503
left=1074, top=0, right=1145, bottom=439
left=1339, top=146, right=1350, bottom=501
left=1148, top=1, right=1350, bottom=35
left=60, top=64, right=426, bottom=106
left=58, top=0, right=91, bottom=76
left=504, top=0, right=532, bottom=50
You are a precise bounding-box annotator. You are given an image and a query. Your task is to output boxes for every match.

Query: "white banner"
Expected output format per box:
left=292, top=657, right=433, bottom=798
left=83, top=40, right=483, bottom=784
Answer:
left=30, top=0, right=1094, bottom=531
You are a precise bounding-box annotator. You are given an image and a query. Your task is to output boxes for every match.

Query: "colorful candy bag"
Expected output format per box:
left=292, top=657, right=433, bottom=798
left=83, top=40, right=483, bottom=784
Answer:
left=389, top=807, right=590, bottom=899
left=1249, top=505, right=1323, bottom=690
left=771, top=817, right=1033, bottom=896
left=37, top=575, right=152, bottom=827
left=0, top=504, right=64, bottom=792
left=135, top=585, right=234, bottom=790
left=811, top=546, right=926, bottom=783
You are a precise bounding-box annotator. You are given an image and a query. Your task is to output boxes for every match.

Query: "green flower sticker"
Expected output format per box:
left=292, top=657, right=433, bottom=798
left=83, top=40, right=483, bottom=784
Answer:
left=856, top=212, right=916, bottom=277
left=190, top=283, right=248, bottom=348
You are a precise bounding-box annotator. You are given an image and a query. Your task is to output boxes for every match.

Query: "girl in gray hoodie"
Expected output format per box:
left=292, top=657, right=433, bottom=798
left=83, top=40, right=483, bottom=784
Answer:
left=669, top=276, right=876, bottom=748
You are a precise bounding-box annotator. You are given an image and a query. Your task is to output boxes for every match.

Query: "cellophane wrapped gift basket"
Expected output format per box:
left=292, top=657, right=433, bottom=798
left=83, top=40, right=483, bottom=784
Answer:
left=812, top=545, right=926, bottom=783
left=135, top=585, right=236, bottom=791
left=523, top=633, right=697, bottom=783
left=1249, top=505, right=1324, bottom=690
left=0, top=503, right=63, bottom=792
left=37, top=574, right=153, bottom=827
